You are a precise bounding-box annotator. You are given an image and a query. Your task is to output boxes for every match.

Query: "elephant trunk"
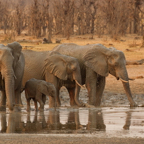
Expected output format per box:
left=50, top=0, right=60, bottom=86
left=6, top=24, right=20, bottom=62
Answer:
left=48, top=85, right=57, bottom=108
left=117, top=67, right=137, bottom=107
left=73, top=70, right=83, bottom=107
left=4, top=71, right=15, bottom=111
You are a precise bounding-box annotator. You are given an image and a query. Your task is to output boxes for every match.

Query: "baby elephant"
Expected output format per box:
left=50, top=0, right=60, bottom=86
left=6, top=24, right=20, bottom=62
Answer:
left=24, top=78, right=56, bottom=111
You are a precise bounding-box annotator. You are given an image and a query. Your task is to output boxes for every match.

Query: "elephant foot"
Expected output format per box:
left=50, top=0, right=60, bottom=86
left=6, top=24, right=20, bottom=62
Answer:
left=123, top=125, right=129, bottom=130
left=77, top=102, right=86, bottom=107
left=70, top=102, right=77, bottom=107
left=130, top=103, right=137, bottom=107
left=56, top=103, right=61, bottom=107
left=13, top=105, right=21, bottom=112
left=19, top=104, right=24, bottom=107
left=84, top=103, right=95, bottom=108
left=0, top=105, right=6, bottom=111
left=38, top=107, right=44, bottom=111
left=75, top=100, right=85, bottom=107
left=70, top=102, right=85, bottom=108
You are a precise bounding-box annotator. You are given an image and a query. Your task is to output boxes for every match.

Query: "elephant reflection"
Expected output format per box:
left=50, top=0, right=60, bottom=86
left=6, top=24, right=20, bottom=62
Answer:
left=47, top=110, right=81, bottom=132
left=0, top=110, right=106, bottom=133
left=65, top=110, right=81, bottom=131
left=47, top=109, right=106, bottom=133
left=87, top=110, right=106, bottom=131
left=0, top=112, right=23, bottom=133
left=47, top=110, right=62, bottom=130
left=0, top=109, right=135, bottom=134
left=24, top=111, right=47, bottom=133
left=0, top=111, right=47, bottom=133
left=0, top=113, right=7, bottom=132
left=123, top=111, right=132, bottom=130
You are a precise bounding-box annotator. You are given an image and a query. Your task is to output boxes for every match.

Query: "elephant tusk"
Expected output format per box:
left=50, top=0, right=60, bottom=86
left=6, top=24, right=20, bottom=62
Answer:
left=75, top=80, right=85, bottom=88
left=120, top=78, right=128, bottom=83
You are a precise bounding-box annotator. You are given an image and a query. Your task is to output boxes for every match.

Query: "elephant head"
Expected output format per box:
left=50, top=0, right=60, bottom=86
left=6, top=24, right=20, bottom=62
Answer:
left=38, top=81, right=57, bottom=108
left=43, top=51, right=83, bottom=106
left=83, top=44, right=136, bottom=106
left=0, top=42, right=22, bottom=110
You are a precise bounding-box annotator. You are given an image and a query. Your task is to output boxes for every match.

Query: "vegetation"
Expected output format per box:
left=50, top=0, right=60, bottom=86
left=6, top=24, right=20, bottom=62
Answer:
left=0, top=0, right=144, bottom=40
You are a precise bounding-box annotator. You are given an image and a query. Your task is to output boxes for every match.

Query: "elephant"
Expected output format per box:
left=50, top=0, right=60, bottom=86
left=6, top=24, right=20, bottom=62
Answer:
left=24, top=78, right=56, bottom=111
left=53, top=43, right=137, bottom=107
left=0, top=42, right=25, bottom=111
left=22, top=50, right=83, bottom=107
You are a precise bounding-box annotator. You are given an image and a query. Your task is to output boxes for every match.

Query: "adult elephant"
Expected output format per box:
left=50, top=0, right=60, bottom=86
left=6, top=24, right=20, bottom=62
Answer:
left=22, top=50, right=83, bottom=107
left=0, top=42, right=25, bottom=111
left=53, top=43, right=137, bottom=107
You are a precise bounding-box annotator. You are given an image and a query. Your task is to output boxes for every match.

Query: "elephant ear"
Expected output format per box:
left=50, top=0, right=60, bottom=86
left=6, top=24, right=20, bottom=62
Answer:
left=83, top=45, right=109, bottom=77
left=7, top=41, right=22, bottom=67
left=7, top=41, right=22, bottom=59
left=44, top=52, right=68, bottom=80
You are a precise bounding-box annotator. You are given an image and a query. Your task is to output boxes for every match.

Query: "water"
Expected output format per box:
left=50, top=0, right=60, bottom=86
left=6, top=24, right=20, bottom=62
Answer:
left=0, top=107, right=144, bottom=138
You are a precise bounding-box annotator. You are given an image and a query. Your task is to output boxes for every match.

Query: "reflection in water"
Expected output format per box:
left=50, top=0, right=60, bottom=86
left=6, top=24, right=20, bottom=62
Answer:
left=123, top=111, right=132, bottom=130
left=1, top=112, right=23, bottom=133
left=1, top=113, right=6, bottom=132
left=0, top=109, right=106, bottom=134
left=87, top=110, right=106, bottom=131
left=24, top=111, right=47, bottom=133
left=0, top=107, right=144, bottom=136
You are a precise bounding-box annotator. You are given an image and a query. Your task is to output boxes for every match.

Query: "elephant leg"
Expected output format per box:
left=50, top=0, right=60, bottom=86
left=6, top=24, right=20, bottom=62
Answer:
left=45, top=73, right=60, bottom=107
left=56, top=89, right=61, bottom=107
left=35, top=92, right=44, bottom=111
left=14, top=89, right=23, bottom=111
left=0, top=91, right=6, bottom=111
left=95, top=75, right=105, bottom=106
left=67, top=88, right=77, bottom=106
left=86, top=67, right=97, bottom=106
left=42, top=94, right=46, bottom=104
left=48, top=95, right=56, bottom=108
left=27, top=98, right=31, bottom=112
left=16, top=90, right=23, bottom=107
left=33, top=98, right=38, bottom=111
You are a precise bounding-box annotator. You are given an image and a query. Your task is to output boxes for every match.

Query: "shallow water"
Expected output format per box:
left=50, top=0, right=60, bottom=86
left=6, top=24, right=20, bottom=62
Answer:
left=0, top=107, right=144, bottom=138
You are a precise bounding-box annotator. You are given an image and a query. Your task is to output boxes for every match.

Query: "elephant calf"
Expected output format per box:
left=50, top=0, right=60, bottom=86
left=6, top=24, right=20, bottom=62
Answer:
left=24, top=78, right=56, bottom=111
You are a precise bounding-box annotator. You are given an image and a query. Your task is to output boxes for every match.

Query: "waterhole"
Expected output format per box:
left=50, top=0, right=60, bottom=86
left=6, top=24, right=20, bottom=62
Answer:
left=0, top=107, right=144, bottom=138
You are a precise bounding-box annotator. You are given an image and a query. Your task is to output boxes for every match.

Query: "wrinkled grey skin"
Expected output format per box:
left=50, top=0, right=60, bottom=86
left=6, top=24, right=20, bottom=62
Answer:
left=0, top=42, right=25, bottom=111
left=53, top=43, right=137, bottom=107
left=22, top=50, right=83, bottom=107
left=24, top=78, right=56, bottom=111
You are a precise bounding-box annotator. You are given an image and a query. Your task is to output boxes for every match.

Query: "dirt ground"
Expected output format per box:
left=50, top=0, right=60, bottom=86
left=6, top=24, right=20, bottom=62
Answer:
left=0, top=134, right=144, bottom=144
left=1, top=33, right=144, bottom=143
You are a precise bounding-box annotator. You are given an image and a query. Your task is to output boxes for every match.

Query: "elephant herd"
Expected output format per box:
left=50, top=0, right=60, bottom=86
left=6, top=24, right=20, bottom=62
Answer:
left=0, top=41, right=137, bottom=112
